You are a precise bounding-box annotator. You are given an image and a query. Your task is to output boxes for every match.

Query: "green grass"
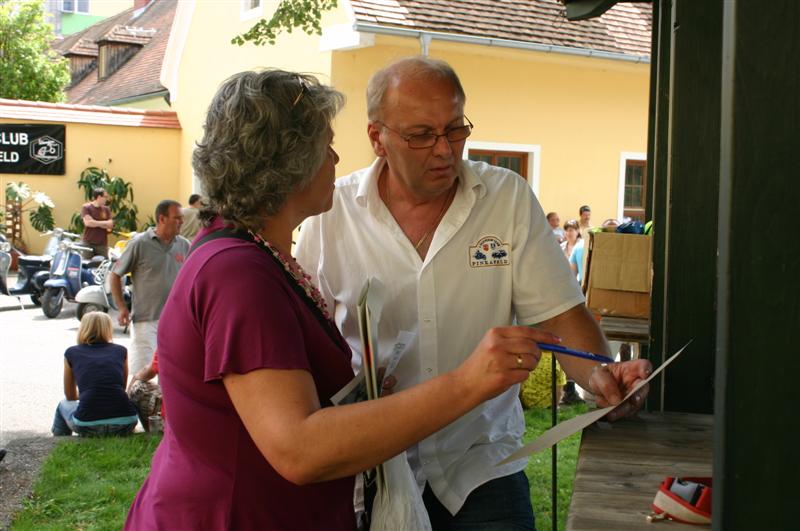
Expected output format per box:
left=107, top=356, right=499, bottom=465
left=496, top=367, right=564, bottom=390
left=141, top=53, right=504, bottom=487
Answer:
left=10, top=434, right=161, bottom=531
left=523, top=403, right=588, bottom=531
left=13, top=406, right=586, bottom=530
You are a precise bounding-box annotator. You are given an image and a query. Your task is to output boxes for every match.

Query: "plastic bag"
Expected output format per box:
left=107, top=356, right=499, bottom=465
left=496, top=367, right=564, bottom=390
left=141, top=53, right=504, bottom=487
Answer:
left=616, top=220, right=645, bottom=234
left=370, top=453, right=432, bottom=531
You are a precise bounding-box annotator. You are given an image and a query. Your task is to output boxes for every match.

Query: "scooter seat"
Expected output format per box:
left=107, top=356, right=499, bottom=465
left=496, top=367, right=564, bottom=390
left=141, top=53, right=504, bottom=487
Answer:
left=82, top=256, right=106, bottom=268
left=18, top=255, right=51, bottom=267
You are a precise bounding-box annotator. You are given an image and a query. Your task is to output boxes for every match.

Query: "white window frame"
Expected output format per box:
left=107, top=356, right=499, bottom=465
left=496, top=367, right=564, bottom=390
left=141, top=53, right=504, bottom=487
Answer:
left=618, top=151, right=647, bottom=221
left=464, top=141, right=541, bottom=197
left=240, top=0, right=263, bottom=21
left=61, top=0, right=89, bottom=14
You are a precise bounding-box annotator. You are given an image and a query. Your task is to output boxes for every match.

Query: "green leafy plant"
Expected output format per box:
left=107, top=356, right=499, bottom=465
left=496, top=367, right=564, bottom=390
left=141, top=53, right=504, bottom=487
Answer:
left=232, top=0, right=338, bottom=46
left=69, top=167, right=141, bottom=234
left=2, top=181, right=55, bottom=252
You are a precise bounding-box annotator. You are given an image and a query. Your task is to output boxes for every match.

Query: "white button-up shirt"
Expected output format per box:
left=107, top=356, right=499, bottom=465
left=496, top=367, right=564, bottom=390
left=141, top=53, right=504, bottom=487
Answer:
left=296, top=158, right=584, bottom=514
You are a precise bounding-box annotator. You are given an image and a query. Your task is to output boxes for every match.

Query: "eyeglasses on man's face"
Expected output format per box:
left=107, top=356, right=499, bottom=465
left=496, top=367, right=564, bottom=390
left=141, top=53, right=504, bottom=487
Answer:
left=376, top=116, right=474, bottom=149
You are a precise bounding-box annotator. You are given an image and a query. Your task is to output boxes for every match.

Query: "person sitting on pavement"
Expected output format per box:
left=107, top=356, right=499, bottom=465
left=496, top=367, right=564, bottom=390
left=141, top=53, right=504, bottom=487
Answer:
left=80, top=187, right=113, bottom=259
left=127, top=350, right=163, bottom=432
left=52, top=312, right=138, bottom=437
left=109, top=200, right=190, bottom=377
left=123, top=69, right=555, bottom=530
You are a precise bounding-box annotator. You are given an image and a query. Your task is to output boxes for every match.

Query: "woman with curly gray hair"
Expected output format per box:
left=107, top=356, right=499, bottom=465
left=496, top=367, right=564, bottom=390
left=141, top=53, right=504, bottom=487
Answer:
left=125, top=69, right=547, bottom=530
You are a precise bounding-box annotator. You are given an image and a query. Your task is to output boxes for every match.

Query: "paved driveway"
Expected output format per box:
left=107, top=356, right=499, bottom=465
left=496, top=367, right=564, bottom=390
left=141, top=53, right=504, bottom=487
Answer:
left=0, top=294, right=131, bottom=445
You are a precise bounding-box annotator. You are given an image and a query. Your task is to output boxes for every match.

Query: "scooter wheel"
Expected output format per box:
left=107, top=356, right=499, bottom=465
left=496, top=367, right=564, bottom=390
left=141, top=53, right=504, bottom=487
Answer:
left=76, top=302, right=107, bottom=321
left=41, top=288, right=64, bottom=318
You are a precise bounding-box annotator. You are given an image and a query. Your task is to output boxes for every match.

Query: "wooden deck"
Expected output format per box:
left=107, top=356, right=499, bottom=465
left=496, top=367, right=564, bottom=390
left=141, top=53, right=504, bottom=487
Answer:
left=566, top=412, right=713, bottom=530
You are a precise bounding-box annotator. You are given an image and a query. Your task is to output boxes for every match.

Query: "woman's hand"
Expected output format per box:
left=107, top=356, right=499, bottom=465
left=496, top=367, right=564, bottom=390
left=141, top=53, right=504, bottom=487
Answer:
left=454, top=326, right=562, bottom=403
left=588, top=359, right=652, bottom=421
left=380, top=372, right=397, bottom=396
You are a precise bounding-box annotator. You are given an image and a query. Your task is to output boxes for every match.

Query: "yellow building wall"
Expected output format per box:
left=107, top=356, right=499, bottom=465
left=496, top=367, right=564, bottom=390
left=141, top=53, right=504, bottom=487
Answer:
left=329, top=36, right=650, bottom=225
left=170, top=1, right=352, bottom=202
left=0, top=118, right=180, bottom=254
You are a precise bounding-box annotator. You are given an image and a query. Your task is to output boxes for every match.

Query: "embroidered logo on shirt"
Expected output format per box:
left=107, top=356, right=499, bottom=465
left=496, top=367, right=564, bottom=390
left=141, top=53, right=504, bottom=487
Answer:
left=469, top=235, right=511, bottom=267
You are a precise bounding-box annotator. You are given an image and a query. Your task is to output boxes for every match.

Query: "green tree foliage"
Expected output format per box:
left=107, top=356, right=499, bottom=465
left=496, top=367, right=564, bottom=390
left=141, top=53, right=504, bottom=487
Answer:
left=0, top=0, right=70, bottom=102
left=232, top=0, right=338, bottom=46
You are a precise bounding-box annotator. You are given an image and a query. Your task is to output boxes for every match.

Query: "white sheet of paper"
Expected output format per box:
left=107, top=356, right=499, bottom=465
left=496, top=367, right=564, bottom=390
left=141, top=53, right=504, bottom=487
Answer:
left=382, top=330, right=415, bottom=380
left=331, top=330, right=414, bottom=405
left=498, top=341, right=691, bottom=465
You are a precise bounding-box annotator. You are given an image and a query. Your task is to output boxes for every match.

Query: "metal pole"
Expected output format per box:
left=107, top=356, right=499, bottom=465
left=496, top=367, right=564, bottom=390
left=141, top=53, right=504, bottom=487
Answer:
left=551, top=355, right=557, bottom=531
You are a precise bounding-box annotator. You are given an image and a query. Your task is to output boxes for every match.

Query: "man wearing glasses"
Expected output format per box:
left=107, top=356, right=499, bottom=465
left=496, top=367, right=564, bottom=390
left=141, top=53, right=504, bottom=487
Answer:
left=296, top=56, right=651, bottom=529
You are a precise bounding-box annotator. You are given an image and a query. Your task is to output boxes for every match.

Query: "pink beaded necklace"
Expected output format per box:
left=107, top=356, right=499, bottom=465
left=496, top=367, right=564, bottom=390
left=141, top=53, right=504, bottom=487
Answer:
left=248, top=230, right=332, bottom=322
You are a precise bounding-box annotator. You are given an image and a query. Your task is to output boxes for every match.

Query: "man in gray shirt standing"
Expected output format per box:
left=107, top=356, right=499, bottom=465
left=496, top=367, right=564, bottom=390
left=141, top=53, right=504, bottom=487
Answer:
left=110, top=199, right=190, bottom=375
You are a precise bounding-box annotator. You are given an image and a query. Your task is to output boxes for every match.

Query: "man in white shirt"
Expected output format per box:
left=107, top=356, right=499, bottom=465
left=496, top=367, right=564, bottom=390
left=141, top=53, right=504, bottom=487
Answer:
left=296, top=56, right=652, bottom=529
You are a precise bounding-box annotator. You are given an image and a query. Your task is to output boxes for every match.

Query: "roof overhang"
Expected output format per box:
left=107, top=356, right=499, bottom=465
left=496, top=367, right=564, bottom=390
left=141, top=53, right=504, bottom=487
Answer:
left=562, top=0, right=653, bottom=21
left=351, top=22, right=650, bottom=64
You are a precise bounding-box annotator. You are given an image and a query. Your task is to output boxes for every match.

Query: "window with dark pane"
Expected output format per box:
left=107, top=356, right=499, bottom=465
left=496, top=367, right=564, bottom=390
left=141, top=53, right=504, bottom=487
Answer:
left=623, top=159, right=647, bottom=221
left=468, top=149, right=528, bottom=180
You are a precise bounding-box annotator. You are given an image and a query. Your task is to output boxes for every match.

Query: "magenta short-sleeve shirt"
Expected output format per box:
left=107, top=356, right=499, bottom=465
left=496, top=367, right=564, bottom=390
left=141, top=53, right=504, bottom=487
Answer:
left=125, top=224, right=357, bottom=530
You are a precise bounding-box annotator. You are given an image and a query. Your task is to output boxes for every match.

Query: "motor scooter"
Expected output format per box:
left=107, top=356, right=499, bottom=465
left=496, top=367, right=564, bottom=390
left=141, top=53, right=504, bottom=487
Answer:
left=40, top=240, right=104, bottom=318
left=74, top=256, right=133, bottom=320
left=75, top=232, right=135, bottom=320
left=0, top=229, right=78, bottom=306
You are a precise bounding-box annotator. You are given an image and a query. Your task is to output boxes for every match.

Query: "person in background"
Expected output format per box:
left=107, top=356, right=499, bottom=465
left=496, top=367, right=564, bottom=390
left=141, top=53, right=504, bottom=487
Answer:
left=547, top=211, right=565, bottom=243
left=569, top=236, right=586, bottom=283
left=52, top=312, right=138, bottom=437
left=124, top=69, right=552, bottom=531
left=80, top=188, right=113, bottom=258
left=110, top=200, right=189, bottom=376
left=601, top=218, right=619, bottom=231
left=296, top=56, right=651, bottom=529
left=564, top=216, right=589, bottom=406
left=578, top=204, right=592, bottom=241
left=561, top=219, right=581, bottom=259
left=180, top=194, right=205, bottom=241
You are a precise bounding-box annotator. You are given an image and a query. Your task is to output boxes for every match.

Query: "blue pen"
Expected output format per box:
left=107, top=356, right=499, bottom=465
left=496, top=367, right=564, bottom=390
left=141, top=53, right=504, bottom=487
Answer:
left=537, top=342, right=615, bottom=364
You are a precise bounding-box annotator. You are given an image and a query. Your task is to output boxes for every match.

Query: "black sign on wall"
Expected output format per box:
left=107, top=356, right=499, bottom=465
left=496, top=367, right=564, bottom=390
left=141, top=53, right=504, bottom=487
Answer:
left=0, top=124, right=66, bottom=175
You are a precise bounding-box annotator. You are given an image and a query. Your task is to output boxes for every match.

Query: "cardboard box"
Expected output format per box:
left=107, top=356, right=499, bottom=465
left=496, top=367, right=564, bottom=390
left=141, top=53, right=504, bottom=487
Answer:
left=583, top=232, right=652, bottom=318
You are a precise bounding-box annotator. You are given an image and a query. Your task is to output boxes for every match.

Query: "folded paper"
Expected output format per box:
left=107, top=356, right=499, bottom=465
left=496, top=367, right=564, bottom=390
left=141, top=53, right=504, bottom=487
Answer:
left=499, top=341, right=691, bottom=465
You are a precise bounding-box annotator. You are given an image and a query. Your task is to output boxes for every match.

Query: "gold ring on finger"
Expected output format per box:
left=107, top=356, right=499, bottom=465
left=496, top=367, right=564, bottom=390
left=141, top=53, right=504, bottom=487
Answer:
left=516, top=355, right=523, bottom=368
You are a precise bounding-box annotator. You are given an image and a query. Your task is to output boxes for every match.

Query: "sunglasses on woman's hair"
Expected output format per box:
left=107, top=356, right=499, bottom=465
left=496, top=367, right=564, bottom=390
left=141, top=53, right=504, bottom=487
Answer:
left=292, top=76, right=311, bottom=108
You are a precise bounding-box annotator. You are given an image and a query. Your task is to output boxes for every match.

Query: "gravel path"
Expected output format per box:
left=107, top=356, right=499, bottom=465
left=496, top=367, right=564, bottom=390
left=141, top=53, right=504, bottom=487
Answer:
left=0, top=437, right=60, bottom=529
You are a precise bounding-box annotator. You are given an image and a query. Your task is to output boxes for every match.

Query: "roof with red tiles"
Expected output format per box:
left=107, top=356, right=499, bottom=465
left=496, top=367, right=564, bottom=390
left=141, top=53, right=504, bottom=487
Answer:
left=0, top=98, right=181, bottom=129
left=52, top=0, right=176, bottom=106
left=349, top=0, right=652, bottom=59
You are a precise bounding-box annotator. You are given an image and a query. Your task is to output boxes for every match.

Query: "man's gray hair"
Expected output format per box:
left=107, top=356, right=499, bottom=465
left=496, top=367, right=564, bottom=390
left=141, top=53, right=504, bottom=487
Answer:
left=366, top=56, right=466, bottom=121
left=192, top=69, right=345, bottom=231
